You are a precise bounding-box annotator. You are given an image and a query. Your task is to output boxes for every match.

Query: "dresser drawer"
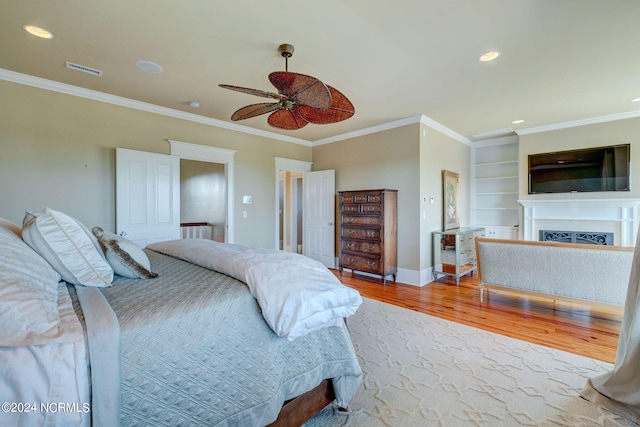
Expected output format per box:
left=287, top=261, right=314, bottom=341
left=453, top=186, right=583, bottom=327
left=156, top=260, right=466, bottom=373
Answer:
left=341, top=203, right=381, bottom=214
left=341, top=191, right=383, bottom=204
left=341, top=254, right=381, bottom=273
left=359, top=203, right=381, bottom=214
left=342, top=203, right=359, bottom=213
left=342, top=227, right=381, bottom=240
left=342, top=215, right=382, bottom=226
left=354, top=193, right=382, bottom=204
left=341, top=239, right=382, bottom=254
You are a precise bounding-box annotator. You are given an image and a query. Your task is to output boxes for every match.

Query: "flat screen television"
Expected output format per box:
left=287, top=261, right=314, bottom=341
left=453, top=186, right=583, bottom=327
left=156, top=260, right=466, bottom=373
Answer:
left=528, top=144, right=630, bottom=194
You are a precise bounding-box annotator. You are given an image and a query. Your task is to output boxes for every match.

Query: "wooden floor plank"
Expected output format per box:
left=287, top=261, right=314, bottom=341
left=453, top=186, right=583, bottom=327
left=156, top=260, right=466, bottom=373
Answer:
left=333, top=270, right=622, bottom=363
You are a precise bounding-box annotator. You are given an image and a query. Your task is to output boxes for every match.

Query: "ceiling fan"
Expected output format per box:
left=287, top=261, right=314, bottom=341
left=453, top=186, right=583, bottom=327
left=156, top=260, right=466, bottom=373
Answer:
left=219, top=44, right=354, bottom=130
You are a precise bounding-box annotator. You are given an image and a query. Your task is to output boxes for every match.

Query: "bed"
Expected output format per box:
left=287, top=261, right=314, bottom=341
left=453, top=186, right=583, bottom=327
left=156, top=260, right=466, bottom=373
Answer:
left=0, top=208, right=363, bottom=426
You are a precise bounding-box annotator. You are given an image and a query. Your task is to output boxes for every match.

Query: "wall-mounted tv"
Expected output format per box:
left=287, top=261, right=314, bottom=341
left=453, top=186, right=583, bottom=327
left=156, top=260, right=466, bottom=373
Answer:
left=528, top=144, right=630, bottom=194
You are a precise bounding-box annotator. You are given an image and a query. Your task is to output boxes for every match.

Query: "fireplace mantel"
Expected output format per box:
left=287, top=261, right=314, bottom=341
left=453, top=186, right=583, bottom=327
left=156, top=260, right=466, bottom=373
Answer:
left=519, top=198, right=640, bottom=247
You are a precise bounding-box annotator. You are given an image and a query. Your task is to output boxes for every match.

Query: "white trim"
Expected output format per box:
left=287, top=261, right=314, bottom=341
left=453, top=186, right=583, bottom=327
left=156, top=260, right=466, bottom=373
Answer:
left=419, top=115, right=472, bottom=146
left=0, top=68, right=310, bottom=146
left=517, top=110, right=640, bottom=136
left=312, top=116, right=423, bottom=146
left=519, top=198, right=640, bottom=247
left=470, top=134, right=519, bottom=148
left=397, top=267, right=429, bottom=287
left=339, top=267, right=428, bottom=287
left=312, top=114, right=472, bottom=147
left=168, top=140, right=236, bottom=243
left=5, top=68, right=638, bottom=146
left=0, top=69, right=469, bottom=146
left=168, top=140, right=236, bottom=163
left=274, top=157, right=312, bottom=172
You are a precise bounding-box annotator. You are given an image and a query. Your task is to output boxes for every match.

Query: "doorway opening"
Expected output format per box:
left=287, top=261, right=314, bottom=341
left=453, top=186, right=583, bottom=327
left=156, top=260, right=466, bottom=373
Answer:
left=169, top=140, right=236, bottom=243
left=180, top=159, right=227, bottom=243
left=279, top=170, right=303, bottom=253
left=274, top=157, right=312, bottom=253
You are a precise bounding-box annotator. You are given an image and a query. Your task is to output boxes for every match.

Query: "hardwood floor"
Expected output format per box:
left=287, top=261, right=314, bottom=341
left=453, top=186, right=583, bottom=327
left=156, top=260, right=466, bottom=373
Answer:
left=333, top=270, right=622, bottom=364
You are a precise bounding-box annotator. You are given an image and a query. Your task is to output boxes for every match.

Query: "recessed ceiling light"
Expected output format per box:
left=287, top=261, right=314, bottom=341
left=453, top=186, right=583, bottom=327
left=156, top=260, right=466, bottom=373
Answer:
left=479, top=51, right=501, bottom=62
left=633, top=97, right=640, bottom=103
left=512, top=119, right=524, bottom=124
left=23, top=25, right=54, bottom=39
left=189, top=101, right=200, bottom=108
left=136, top=60, right=163, bottom=74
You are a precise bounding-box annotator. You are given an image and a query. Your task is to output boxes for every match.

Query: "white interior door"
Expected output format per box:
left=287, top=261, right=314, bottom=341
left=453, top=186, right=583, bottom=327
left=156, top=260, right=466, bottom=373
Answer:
left=304, top=170, right=335, bottom=268
left=116, top=148, right=180, bottom=247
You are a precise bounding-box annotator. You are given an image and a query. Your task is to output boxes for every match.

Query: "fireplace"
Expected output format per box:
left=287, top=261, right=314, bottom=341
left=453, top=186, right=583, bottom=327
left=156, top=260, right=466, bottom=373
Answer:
left=519, top=199, right=640, bottom=247
left=539, top=230, right=613, bottom=245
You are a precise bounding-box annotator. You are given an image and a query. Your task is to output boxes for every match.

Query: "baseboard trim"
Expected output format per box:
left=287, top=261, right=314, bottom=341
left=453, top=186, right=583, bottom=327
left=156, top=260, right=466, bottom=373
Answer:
left=336, top=266, right=433, bottom=287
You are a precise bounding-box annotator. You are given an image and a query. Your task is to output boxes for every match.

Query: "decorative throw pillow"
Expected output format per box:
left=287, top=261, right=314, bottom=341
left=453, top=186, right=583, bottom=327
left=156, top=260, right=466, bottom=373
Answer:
left=0, top=217, right=22, bottom=237
left=92, top=227, right=158, bottom=279
left=0, top=226, right=63, bottom=346
left=22, top=208, right=114, bottom=287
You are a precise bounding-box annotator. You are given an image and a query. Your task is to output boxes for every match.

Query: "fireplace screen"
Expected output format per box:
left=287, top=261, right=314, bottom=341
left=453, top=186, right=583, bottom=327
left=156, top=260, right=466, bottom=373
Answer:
left=539, top=230, right=613, bottom=245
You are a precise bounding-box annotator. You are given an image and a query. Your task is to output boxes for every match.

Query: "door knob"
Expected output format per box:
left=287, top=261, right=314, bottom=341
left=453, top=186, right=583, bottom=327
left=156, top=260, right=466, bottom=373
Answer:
left=328, top=222, right=333, bottom=226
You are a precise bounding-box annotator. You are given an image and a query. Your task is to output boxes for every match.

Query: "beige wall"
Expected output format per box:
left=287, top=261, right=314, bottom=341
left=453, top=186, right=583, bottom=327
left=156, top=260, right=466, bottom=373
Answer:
left=312, top=125, right=420, bottom=273
left=0, top=80, right=312, bottom=248
left=7, top=77, right=635, bottom=282
left=420, top=125, right=471, bottom=272
left=180, top=159, right=226, bottom=229
left=312, top=123, right=470, bottom=282
left=519, top=117, right=640, bottom=200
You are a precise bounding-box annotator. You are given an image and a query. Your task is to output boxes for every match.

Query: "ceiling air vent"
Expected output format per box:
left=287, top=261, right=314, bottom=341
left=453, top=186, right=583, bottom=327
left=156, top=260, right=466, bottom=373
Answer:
left=65, top=61, right=103, bottom=76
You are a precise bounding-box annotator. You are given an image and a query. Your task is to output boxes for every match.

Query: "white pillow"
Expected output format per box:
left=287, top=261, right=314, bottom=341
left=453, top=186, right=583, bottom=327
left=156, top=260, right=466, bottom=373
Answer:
left=92, top=227, right=158, bottom=279
left=0, top=226, right=63, bottom=346
left=22, top=208, right=114, bottom=287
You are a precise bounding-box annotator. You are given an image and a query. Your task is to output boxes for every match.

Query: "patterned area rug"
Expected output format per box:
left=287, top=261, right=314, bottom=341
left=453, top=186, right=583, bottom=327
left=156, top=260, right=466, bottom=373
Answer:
left=305, top=297, right=631, bottom=426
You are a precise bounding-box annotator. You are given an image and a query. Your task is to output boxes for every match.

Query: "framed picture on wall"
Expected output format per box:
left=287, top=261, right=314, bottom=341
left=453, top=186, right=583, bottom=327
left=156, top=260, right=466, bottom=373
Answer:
left=442, top=170, right=460, bottom=230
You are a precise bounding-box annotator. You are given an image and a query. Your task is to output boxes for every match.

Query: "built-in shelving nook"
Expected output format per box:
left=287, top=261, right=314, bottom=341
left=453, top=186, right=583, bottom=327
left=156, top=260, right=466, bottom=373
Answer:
left=471, top=136, right=520, bottom=239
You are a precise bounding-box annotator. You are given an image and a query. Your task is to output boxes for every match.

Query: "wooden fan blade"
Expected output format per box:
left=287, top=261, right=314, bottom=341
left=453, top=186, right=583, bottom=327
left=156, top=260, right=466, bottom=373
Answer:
left=298, top=86, right=355, bottom=124
left=269, top=72, right=331, bottom=110
left=230, top=103, right=281, bottom=121
left=267, top=107, right=309, bottom=130
left=219, top=84, right=287, bottom=101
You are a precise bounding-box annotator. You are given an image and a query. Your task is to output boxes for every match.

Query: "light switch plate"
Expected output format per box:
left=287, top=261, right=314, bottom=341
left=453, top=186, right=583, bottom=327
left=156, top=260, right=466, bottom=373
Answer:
left=243, top=195, right=252, bottom=204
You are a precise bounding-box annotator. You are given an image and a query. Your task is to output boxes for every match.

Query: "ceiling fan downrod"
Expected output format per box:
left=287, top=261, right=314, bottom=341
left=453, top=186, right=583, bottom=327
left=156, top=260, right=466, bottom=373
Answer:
left=278, top=43, right=294, bottom=72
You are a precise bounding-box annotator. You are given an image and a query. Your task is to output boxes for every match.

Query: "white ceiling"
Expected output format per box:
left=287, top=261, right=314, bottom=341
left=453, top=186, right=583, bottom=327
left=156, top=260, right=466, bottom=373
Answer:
left=2, top=0, right=640, bottom=144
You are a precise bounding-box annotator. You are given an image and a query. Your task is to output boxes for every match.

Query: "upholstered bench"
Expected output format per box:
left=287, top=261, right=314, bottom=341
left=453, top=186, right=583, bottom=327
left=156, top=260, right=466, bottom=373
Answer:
left=475, top=237, right=634, bottom=309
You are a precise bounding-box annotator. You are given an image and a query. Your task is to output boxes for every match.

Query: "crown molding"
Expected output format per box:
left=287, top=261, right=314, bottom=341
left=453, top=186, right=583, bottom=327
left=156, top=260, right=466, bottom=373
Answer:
left=419, top=115, right=472, bottom=145
left=8, top=68, right=633, bottom=147
left=516, top=109, right=640, bottom=136
left=0, top=68, right=312, bottom=147
left=312, top=114, right=471, bottom=147
left=312, top=115, right=423, bottom=146
left=1, top=68, right=471, bottom=148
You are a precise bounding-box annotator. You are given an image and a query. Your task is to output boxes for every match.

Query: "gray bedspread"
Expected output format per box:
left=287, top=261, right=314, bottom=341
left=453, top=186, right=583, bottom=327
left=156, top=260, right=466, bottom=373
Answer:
left=96, top=249, right=362, bottom=426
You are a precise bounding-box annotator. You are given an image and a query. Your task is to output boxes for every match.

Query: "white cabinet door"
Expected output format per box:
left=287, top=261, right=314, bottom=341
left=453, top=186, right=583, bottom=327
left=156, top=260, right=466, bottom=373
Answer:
left=304, top=170, right=335, bottom=268
left=116, top=148, right=180, bottom=247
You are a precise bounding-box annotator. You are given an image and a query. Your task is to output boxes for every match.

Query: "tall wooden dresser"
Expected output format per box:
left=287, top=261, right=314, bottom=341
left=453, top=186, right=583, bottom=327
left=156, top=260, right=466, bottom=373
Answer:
left=338, top=189, right=398, bottom=284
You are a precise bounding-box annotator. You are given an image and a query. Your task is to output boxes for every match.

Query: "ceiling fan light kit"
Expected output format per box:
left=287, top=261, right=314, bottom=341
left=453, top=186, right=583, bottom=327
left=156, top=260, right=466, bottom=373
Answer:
left=219, top=43, right=354, bottom=130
